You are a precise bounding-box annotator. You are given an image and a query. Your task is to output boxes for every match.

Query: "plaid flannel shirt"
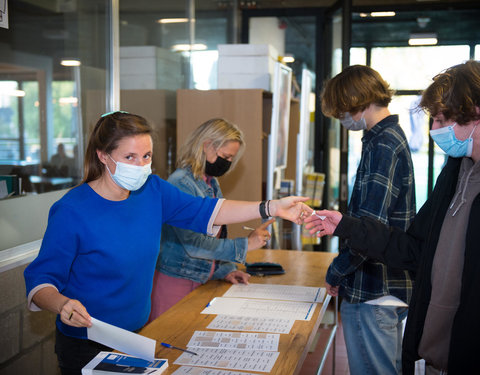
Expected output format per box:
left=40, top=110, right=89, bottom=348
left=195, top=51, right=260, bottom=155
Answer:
left=326, top=115, right=416, bottom=304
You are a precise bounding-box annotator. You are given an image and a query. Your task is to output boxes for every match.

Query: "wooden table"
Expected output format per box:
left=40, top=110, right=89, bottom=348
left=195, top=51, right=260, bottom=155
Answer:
left=140, top=249, right=337, bottom=374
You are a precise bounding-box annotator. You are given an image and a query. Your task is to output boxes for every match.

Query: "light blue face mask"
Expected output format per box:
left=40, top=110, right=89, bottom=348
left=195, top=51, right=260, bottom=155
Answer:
left=429, top=123, right=477, bottom=158
left=107, top=155, right=151, bottom=191
left=339, top=112, right=367, bottom=131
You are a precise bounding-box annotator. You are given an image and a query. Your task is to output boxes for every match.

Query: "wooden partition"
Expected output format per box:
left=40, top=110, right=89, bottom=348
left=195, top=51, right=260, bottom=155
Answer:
left=177, top=89, right=269, bottom=238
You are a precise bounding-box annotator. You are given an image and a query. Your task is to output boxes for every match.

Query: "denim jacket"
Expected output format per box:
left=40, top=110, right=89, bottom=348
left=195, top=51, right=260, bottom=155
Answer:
left=157, top=168, right=248, bottom=283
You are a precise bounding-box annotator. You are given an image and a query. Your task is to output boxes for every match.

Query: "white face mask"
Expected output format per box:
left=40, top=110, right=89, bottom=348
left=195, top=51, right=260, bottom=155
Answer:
left=339, top=112, right=367, bottom=131
left=107, top=155, right=151, bottom=191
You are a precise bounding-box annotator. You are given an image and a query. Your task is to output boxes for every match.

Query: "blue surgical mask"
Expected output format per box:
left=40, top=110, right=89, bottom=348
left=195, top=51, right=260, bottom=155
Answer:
left=339, top=112, right=367, bottom=131
left=430, top=123, right=477, bottom=158
left=107, top=155, right=151, bottom=191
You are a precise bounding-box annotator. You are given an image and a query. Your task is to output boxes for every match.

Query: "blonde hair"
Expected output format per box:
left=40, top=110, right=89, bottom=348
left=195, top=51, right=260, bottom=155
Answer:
left=177, top=118, right=245, bottom=179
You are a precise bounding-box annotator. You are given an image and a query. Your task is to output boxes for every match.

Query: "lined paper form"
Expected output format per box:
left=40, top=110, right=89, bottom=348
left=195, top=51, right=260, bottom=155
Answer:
left=201, top=297, right=316, bottom=321
left=187, top=331, right=279, bottom=351
left=207, top=315, right=295, bottom=334
left=223, top=283, right=326, bottom=303
left=174, top=348, right=279, bottom=373
left=172, top=367, right=256, bottom=375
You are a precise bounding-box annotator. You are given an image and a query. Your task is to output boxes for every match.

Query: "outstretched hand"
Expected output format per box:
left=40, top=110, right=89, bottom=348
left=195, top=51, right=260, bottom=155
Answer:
left=304, top=209, right=342, bottom=237
left=270, top=196, right=313, bottom=225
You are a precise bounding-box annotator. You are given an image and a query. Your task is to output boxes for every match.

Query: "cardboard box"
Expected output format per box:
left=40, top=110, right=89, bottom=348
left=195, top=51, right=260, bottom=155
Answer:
left=218, top=44, right=278, bottom=59
left=217, top=44, right=277, bottom=90
left=218, top=73, right=271, bottom=90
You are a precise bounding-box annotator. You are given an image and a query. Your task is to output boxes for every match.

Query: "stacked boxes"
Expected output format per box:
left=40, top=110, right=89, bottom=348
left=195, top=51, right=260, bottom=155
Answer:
left=217, top=44, right=278, bottom=91
left=120, top=46, right=184, bottom=91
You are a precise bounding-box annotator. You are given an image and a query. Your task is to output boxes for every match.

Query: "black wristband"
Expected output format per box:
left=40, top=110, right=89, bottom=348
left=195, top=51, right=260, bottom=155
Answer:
left=259, top=200, right=269, bottom=219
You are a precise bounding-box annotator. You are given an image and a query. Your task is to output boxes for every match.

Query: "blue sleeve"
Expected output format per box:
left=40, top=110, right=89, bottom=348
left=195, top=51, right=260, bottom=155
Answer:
left=326, top=248, right=368, bottom=286
left=212, top=261, right=238, bottom=280
left=164, top=224, right=248, bottom=263
left=24, top=201, right=80, bottom=295
left=155, top=177, right=219, bottom=235
left=355, top=141, right=404, bottom=225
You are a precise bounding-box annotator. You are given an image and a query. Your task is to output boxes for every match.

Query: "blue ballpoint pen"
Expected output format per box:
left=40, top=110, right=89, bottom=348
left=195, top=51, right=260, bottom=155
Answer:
left=160, top=342, right=198, bottom=355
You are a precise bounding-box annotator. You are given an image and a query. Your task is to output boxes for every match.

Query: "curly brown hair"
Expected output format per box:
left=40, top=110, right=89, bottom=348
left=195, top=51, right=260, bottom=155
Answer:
left=321, top=65, right=394, bottom=119
left=420, top=60, right=480, bottom=125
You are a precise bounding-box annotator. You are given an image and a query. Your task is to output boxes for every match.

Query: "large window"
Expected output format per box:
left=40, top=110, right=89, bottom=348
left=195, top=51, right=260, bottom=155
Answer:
left=372, top=46, right=471, bottom=208
left=347, top=46, right=471, bottom=209
left=0, top=0, right=111, bottom=196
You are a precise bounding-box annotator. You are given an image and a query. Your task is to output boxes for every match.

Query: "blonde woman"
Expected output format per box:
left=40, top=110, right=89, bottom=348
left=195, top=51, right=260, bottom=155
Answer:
left=149, top=118, right=274, bottom=321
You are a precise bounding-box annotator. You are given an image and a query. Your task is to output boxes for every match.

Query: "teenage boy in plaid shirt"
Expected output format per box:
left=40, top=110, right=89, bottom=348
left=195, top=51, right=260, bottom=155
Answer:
left=320, top=65, right=416, bottom=375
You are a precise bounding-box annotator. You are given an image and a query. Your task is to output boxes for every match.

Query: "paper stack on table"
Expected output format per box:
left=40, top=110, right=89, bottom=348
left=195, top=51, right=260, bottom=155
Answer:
left=186, top=331, right=280, bottom=351
left=201, top=283, right=326, bottom=321
left=207, top=315, right=295, bottom=334
left=172, top=367, right=257, bottom=375
left=174, top=348, right=279, bottom=373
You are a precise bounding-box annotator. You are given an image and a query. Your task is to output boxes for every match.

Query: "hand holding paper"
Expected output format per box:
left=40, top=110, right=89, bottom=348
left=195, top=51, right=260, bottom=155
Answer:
left=304, top=209, right=342, bottom=237
left=87, top=317, right=156, bottom=361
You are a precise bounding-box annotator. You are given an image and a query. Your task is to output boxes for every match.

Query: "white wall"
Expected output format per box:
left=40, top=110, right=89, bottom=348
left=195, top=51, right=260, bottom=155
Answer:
left=0, top=190, right=66, bottom=252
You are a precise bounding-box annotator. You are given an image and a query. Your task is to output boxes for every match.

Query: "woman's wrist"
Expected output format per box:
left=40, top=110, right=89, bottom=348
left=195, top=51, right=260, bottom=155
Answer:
left=259, top=199, right=276, bottom=218
left=269, top=200, right=277, bottom=217
left=259, top=201, right=268, bottom=219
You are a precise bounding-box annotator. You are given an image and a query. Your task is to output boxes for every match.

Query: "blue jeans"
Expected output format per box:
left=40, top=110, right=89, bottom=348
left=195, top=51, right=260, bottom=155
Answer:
left=341, top=300, right=408, bottom=375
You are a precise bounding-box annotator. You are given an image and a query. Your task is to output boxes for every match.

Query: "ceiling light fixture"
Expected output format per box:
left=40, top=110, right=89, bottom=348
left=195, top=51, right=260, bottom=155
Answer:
left=61, top=59, right=81, bottom=67
left=280, top=55, right=295, bottom=64
left=408, top=33, right=438, bottom=46
left=59, top=97, right=79, bottom=105
left=157, top=18, right=190, bottom=24
left=359, top=11, right=395, bottom=17
left=9, top=90, right=26, bottom=97
left=370, top=11, right=396, bottom=17
left=171, top=43, right=207, bottom=52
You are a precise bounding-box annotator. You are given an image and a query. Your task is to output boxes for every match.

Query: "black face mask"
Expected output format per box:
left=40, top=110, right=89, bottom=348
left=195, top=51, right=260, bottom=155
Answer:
left=205, top=155, right=232, bottom=177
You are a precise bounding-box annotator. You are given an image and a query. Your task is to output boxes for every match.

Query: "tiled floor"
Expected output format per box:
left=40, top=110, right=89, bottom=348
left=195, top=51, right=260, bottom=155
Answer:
left=299, top=316, right=350, bottom=375
left=298, top=315, right=425, bottom=375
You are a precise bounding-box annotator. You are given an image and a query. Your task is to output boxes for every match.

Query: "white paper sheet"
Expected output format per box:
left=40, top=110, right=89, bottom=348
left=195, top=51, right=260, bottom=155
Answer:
left=207, top=315, right=295, bottom=334
left=87, top=317, right=156, bottom=361
left=201, top=297, right=316, bottom=321
left=172, top=366, right=256, bottom=375
left=223, top=283, right=326, bottom=303
left=174, top=348, right=279, bottom=373
left=187, top=331, right=279, bottom=351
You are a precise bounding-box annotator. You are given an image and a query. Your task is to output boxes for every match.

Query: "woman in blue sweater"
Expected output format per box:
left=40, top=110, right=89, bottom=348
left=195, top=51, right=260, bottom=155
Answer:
left=24, top=111, right=310, bottom=375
